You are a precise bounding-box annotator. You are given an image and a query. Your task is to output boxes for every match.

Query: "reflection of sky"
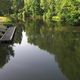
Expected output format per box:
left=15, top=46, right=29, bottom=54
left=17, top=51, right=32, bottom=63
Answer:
left=0, top=31, right=67, bottom=80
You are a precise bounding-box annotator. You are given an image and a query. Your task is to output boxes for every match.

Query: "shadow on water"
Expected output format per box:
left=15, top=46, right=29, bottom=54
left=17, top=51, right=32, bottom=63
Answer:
left=24, top=19, right=80, bottom=80
left=0, top=43, right=14, bottom=68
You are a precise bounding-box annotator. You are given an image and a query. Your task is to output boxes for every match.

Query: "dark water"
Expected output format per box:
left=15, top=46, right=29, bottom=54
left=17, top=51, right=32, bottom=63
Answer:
left=0, top=20, right=80, bottom=80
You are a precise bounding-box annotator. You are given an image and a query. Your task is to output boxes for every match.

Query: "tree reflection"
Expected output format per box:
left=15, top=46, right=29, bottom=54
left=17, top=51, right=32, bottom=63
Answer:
left=13, top=23, right=23, bottom=44
left=25, top=19, right=80, bottom=80
left=0, top=44, right=14, bottom=68
left=52, top=31, right=80, bottom=80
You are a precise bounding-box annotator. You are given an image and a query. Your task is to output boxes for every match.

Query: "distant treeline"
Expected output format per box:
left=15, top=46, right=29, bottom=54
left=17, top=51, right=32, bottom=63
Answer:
left=0, top=0, right=80, bottom=25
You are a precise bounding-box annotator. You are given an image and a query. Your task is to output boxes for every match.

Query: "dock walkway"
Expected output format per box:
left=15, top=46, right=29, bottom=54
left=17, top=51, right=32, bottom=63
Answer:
left=0, top=27, right=16, bottom=42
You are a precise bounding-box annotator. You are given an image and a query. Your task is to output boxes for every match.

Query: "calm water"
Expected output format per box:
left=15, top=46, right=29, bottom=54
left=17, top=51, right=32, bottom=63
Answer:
left=0, top=20, right=80, bottom=80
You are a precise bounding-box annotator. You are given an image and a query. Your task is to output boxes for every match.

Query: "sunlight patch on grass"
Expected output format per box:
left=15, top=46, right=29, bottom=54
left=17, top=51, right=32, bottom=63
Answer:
left=0, top=17, right=11, bottom=23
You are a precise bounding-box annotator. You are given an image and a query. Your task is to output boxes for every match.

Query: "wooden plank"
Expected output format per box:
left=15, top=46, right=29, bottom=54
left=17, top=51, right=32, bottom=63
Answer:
left=0, top=27, right=16, bottom=41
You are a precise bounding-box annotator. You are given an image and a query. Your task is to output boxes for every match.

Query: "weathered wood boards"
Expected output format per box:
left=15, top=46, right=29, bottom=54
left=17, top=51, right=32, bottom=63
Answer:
left=0, top=27, right=16, bottom=42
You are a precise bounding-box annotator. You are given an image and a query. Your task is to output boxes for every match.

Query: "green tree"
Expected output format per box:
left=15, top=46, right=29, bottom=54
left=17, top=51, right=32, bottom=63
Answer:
left=0, top=0, right=12, bottom=15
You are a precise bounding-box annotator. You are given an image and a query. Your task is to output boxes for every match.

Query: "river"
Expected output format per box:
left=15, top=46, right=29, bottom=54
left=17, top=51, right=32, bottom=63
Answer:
left=0, top=19, right=80, bottom=80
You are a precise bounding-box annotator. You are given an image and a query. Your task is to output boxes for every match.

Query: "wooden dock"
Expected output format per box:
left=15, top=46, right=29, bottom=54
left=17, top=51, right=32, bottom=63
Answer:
left=0, top=27, right=16, bottom=42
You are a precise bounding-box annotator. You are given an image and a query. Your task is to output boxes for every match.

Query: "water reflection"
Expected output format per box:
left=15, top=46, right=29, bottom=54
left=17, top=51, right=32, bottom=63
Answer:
left=0, top=44, right=14, bottom=68
left=0, top=23, right=23, bottom=68
left=0, top=22, right=67, bottom=80
left=0, top=20, right=80, bottom=80
left=13, top=23, right=23, bottom=44
left=24, top=19, right=80, bottom=80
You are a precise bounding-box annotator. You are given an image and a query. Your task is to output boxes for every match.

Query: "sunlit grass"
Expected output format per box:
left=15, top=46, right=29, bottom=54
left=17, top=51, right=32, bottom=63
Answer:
left=0, top=17, right=11, bottom=23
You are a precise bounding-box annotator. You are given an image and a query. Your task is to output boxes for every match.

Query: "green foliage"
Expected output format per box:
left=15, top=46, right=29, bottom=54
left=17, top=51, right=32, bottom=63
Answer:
left=23, top=0, right=80, bottom=26
left=0, top=0, right=80, bottom=25
left=41, top=0, right=55, bottom=20
left=0, top=0, right=12, bottom=15
left=61, top=0, right=80, bottom=25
